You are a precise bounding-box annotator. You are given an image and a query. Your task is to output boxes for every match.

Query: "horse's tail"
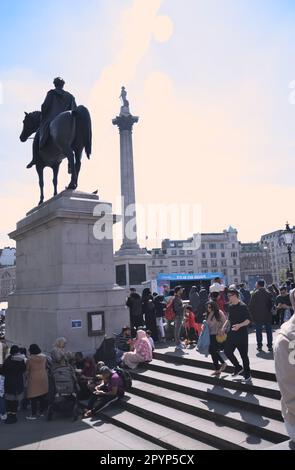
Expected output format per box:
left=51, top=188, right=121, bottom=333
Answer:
left=74, top=105, right=92, bottom=158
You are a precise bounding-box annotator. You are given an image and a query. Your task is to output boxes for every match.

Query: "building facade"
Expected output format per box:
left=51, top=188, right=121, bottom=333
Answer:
left=147, top=227, right=241, bottom=286
left=239, top=242, right=272, bottom=289
left=261, top=227, right=295, bottom=285
left=0, top=247, right=16, bottom=302
left=0, top=247, right=16, bottom=266
left=0, top=266, right=16, bottom=302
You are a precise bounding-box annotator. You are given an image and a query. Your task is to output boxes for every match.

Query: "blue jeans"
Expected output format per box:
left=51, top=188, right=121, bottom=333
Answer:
left=255, top=323, right=273, bottom=349
left=0, top=397, right=6, bottom=415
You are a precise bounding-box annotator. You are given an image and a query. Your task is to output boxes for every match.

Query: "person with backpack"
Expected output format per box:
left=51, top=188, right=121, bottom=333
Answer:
left=26, top=344, right=49, bottom=420
left=122, top=330, right=153, bottom=369
left=83, top=366, right=125, bottom=418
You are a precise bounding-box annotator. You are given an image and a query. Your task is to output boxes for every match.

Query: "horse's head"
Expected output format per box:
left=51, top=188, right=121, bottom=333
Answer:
left=20, top=111, right=41, bottom=142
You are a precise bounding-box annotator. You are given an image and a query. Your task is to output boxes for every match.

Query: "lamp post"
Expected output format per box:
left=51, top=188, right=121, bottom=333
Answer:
left=282, top=222, right=294, bottom=282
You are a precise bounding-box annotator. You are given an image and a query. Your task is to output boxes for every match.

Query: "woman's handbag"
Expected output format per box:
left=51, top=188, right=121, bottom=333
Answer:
left=216, top=333, right=227, bottom=344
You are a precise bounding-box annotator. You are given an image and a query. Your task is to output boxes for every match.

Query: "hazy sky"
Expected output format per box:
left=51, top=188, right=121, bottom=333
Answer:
left=1, top=0, right=295, bottom=249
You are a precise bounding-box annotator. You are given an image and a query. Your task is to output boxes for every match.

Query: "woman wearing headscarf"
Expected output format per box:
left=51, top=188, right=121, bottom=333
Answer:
left=26, top=344, right=49, bottom=420
left=189, top=286, right=200, bottom=316
left=142, top=288, right=158, bottom=342
left=51, top=337, right=72, bottom=368
left=122, top=330, right=153, bottom=369
left=2, top=345, right=26, bottom=424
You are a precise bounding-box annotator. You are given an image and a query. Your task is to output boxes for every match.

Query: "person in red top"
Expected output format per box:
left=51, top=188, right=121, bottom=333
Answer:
left=184, top=305, right=201, bottom=346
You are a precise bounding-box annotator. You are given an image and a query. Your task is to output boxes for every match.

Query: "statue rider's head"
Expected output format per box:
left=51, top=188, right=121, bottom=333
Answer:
left=53, top=77, right=65, bottom=89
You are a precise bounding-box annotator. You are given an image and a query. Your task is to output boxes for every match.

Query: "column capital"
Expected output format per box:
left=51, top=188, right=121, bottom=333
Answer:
left=112, top=114, right=139, bottom=132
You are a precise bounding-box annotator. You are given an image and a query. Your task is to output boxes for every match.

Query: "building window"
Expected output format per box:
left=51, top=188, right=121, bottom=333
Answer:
left=201, top=243, right=206, bottom=250
left=172, top=261, right=177, bottom=266
left=160, top=260, right=163, bottom=265
left=222, top=269, right=227, bottom=275
left=202, top=252, right=206, bottom=259
left=177, top=242, right=183, bottom=248
left=179, top=250, right=185, bottom=255
left=233, top=269, right=238, bottom=275
left=233, top=259, right=237, bottom=266
left=201, top=260, right=208, bottom=268
left=188, top=271, right=194, bottom=274
left=188, top=260, right=193, bottom=266
left=221, top=260, right=227, bottom=267
left=231, top=252, right=237, bottom=258
left=209, top=243, right=216, bottom=249
left=234, top=278, right=239, bottom=283
left=180, top=260, right=185, bottom=266
left=171, top=250, right=177, bottom=256
left=211, top=260, right=218, bottom=268
left=221, top=252, right=225, bottom=258
left=232, top=243, right=236, bottom=248
left=220, top=243, right=224, bottom=249
left=187, top=250, right=193, bottom=255
left=210, top=252, right=217, bottom=258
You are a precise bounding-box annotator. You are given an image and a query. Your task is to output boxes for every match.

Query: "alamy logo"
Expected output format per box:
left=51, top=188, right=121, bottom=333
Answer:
left=289, top=339, right=295, bottom=365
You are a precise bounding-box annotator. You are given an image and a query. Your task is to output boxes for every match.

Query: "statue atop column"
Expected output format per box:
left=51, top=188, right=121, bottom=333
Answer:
left=119, top=86, right=131, bottom=116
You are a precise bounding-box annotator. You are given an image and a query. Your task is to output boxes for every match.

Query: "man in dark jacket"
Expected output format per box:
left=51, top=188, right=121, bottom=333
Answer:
left=172, top=286, right=184, bottom=350
left=249, top=279, right=273, bottom=352
left=189, top=286, right=200, bottom=316
left=126, top=289, right=144, bottom=335
left=27, top=77, right=77, bottom=168
left=239, top=283, right=251, bottom=306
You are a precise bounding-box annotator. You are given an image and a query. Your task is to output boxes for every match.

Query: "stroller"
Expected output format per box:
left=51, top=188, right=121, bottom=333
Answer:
left=47, top=364, right=79, bottom=421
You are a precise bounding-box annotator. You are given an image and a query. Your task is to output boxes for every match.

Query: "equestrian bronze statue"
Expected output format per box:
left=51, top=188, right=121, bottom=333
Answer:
left=20, top=77, right=92, bottom=205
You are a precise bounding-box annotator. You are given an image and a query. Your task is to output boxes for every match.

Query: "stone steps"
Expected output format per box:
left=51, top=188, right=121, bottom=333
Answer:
left=103, top=352, right=287, bottom=450
left=147, top=358, right=280, bottom=397
left=153, top=351, right=277, bottom=381
left=100, top=408, right=216, bottom=450
left=131, top=367, right=283, bottom=421
left=130, top=380, right=287, bottom=443
left=118, top=393, right=273, bottom=450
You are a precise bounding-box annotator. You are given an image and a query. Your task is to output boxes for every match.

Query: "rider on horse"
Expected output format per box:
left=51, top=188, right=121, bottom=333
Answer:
left=27, top=77, right=77, bottom=168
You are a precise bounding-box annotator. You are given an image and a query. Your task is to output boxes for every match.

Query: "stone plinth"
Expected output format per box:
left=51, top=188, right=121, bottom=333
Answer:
left=6, top=190, right=128, bottom=353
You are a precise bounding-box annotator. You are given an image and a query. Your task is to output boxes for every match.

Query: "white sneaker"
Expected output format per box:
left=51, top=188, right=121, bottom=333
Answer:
left=26, top=415, right=37, bottom=420
left=1, top=414, right=7, bottom=421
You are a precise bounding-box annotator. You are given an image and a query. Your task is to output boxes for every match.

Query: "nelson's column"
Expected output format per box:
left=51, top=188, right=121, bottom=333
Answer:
left=113, top=87, right=151, bottom=289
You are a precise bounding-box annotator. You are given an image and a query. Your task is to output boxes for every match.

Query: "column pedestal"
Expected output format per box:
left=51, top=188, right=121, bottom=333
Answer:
left=6, top=190, right=128, bottom=353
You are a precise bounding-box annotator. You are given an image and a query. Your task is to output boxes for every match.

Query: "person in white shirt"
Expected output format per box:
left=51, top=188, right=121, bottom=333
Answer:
left=210, top=277, right=225, bottom=294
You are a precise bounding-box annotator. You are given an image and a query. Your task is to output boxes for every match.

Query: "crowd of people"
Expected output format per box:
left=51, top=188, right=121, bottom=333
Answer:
left=0, top=328, right=155, bottom=425
left=0, top=276, right=294, bottom=443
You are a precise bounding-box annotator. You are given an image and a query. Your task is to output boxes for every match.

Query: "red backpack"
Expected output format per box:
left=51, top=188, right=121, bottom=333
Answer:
left=165, top=297, right=175, bottom=322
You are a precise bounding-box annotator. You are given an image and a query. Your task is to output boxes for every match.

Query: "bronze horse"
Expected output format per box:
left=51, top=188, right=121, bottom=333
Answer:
left=20, top=106, right=92, bottom=205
